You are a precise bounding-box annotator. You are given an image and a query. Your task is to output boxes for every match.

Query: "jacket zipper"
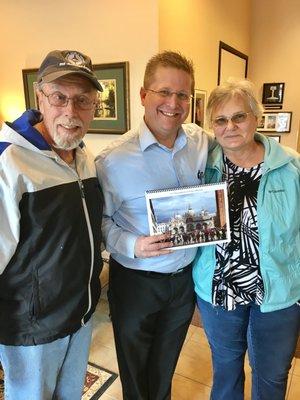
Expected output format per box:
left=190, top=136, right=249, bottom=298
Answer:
left=78, top=177, right=95, bottom=326
left=55, top=155, right=95, bottom=326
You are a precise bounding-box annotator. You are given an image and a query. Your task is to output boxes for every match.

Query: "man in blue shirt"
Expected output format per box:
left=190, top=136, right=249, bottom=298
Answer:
left=96, top=51, right=210, bottom=400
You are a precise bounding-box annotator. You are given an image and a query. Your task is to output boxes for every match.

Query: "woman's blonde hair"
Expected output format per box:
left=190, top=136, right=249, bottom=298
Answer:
left=207, top=78, right=264, bottom=127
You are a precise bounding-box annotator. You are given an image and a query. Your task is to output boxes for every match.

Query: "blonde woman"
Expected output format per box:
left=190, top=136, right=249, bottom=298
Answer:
left=193, top=79, right=300, bottom=400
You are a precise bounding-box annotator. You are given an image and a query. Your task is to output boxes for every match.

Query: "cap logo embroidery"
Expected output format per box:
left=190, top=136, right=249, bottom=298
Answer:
left=57, top=52, right=92, bottom=73
left=65, top=51, right=86, bottom=66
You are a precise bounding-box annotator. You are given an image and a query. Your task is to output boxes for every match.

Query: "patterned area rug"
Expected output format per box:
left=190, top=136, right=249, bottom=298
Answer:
left=0, top=362, right=117, bottom=400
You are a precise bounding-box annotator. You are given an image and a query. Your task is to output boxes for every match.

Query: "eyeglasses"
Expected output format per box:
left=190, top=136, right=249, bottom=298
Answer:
left=145, top=89, right=192, bottom=103
left=212, top=112, right=251, bottom=127
left=40, top=89, right=96, bottom=111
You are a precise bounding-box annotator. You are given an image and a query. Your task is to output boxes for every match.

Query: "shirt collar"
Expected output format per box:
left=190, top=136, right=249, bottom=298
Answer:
left=139, top=119, right=188, bottom=153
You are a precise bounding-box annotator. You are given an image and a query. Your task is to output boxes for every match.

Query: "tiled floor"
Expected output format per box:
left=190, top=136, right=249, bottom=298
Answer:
left=90, top=296, right=300, bottom=399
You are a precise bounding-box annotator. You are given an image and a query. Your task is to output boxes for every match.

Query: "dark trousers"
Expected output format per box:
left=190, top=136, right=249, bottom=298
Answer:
left=108, top=258, right=195, bottom=400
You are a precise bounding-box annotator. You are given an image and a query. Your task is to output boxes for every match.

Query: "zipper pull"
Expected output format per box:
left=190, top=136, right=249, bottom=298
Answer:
left=78, top=179, right=85, bottom=198
left=197, top=170, right=204, bottom=184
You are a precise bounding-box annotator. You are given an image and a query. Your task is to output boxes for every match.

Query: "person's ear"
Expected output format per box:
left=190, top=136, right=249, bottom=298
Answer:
left=35, top=88, right=44, bottom=113
left=140, top=87, right=147, bottom=106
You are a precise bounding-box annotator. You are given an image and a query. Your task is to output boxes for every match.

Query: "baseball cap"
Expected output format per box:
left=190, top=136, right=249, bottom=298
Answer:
left=37, top=50, right=103, bottom=91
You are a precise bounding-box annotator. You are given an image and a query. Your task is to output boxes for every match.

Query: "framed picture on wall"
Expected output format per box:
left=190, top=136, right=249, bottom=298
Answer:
left=22, top=68, right=39, bottom=109
left=257, top=112, right=292, bottom=133
left=89, top=62, right=130, bottom=134
left=192, top=89, right=207, bottom=129
left=22, top=61, right=130, bottom=134
left=265, top=134, right=281, bottom=143
left=217, top=41, right=248, bottom=85
left=262, top=82, right=285, bottom=108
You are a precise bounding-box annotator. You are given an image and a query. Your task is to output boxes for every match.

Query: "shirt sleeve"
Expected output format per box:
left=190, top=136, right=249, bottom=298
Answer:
left=0, top=169, right=21, bottom=274
left=95, top=156, right=138, bottom=259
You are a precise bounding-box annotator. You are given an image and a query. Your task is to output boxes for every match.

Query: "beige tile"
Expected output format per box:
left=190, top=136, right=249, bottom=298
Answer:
left=184, top=324, right=197, bottom=343
left=286, top=358, right=296, bottom=397
left=244, top=366, right=251, bottom=400
left=175, top=338, right=213, bottom=386
left=104, top=376, right=123, bottom=400
left=92, top=298, right=110, bottom=323
left=286, top=372, right=293, bottom=399
left=288, top=374, right=300, bottom=399
left=89, top=343, right=119, bottom=374
left=180, top=335, right=212, bottom=360
left=189, top=326, right=209, bottom=348
left=91, top=319, right=115, bottom=350
left=172, top=373, right=211, bottom=399
left=99, top=394, right=117, bottom=400
left=293, top=357, right=300, bottom=377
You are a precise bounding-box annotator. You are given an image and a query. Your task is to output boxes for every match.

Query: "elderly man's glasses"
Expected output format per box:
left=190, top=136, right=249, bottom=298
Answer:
left=145, top=89, right=192, bottom=103
left=40, top=89, right=96, bottom=111
left=212, top=112, right=251, bottom=127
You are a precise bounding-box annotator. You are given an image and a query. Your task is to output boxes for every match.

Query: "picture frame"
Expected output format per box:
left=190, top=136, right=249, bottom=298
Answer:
left=257, top=112, right=292, bottom=133
left=265, top=134, right=281, bottom=143
left=262, top=82, right=285, bottom=108
left=217, top=41, right=248, bottom=85
left=22, top=68, right=39, bottom=109
left=89, top=62, right=130, bottom=134
left=22, top=61, right=130, bottom=135
left=191, top=89, right=207, bottom=129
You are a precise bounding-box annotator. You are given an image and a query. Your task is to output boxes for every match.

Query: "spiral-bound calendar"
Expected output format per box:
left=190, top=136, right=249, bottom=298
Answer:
left=145, top=182, right=230, bottom=250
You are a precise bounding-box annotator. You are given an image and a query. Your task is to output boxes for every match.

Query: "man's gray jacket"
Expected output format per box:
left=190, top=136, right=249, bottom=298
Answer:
left=0, top=110, right=103, bottom=345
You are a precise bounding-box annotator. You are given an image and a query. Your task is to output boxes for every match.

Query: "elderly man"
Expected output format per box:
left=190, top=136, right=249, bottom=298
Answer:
left=96, top=51, right=210, bottom=400
left=0, top=50, right=103, bottom=400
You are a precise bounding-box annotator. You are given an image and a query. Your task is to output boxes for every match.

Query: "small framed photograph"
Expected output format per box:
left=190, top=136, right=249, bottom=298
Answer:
left=22, top=61, right=130, bottom=135
left=22, top=68, right=39, bottom=109
left=257, top=115, right=265, bottom=129
left=191, top=89, right=207, bottom=129
left=262, top=82, right=285, bottom=107
left=257, top=112, right=292, bottom=133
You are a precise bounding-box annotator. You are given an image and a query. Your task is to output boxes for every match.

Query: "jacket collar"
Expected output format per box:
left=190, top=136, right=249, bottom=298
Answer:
left=207, top=132, right=294, bottom=173
left=8, top=110, right=51, bottom=150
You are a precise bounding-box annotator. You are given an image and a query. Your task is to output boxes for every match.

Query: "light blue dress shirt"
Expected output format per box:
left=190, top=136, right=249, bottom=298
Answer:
left=96, top=120, right=210, bottom=273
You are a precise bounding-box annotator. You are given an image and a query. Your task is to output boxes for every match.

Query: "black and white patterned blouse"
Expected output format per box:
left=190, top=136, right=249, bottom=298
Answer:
left=212, top=156, right=264, bottom=311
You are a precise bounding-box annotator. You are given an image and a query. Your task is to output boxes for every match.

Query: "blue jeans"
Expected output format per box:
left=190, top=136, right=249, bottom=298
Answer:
left=0, top=319, right=92, bottom=400
left=197, top=297, right=300, bottom=400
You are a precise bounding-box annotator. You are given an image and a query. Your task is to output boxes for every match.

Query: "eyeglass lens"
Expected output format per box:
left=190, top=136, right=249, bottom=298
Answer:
left=44, top=91, right=95, bottom=110
left=147, top=89, right=191, bottom=102
left=213, top=112, right=248, bottom=126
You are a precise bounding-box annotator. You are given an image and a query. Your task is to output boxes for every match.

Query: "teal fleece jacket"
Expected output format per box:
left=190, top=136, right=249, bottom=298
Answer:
left=193, top=133, right=300, bottom=312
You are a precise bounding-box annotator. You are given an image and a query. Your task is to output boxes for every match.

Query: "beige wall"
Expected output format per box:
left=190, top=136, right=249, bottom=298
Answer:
left=159, top=0, right=251, bottom=102
left=0, top=0, right=158, bottom=155
left=249, top=0, right=300, bottom=149
left=1, top=1, right=299, bottom=152
left=159, top=0, right=300, bottom=151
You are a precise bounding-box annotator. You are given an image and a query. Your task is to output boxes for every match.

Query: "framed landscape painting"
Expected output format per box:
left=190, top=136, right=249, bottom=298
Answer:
left=89, top=62, right=130, bottom=134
